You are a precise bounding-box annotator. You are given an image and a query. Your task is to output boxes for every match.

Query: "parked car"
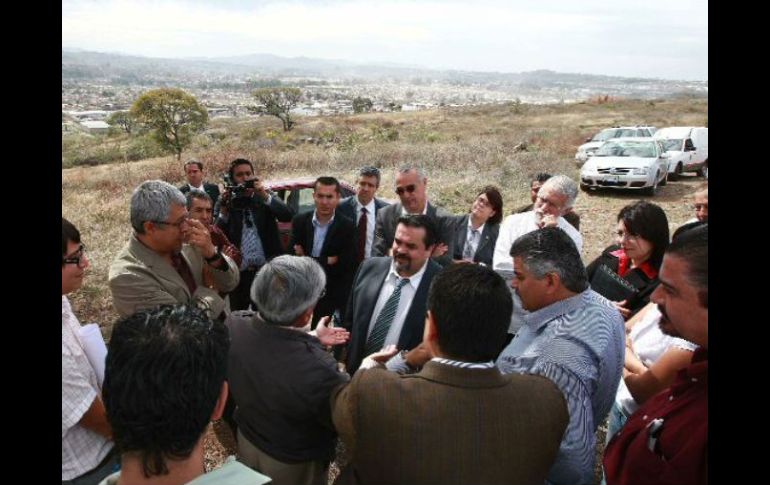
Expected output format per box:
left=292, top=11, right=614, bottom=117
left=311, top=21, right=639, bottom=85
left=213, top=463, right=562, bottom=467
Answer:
left=575, top=126, right=657, bottom=165
left=265, top=177, right=357, bottom=250
left=580, top=137, right=669, bottom=196
left=653, top=127, right=708, bottom=180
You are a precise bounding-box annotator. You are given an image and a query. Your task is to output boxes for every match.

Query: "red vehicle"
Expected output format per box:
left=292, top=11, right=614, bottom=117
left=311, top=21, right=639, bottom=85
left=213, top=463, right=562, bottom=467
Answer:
left=265, top=177, right=357, bottom=251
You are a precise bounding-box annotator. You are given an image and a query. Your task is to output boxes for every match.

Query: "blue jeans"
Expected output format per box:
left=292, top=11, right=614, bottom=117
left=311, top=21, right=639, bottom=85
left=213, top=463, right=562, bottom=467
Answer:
left=606, top=401, right=630, bottom=444
left=601, top=402, right=630, bottom=485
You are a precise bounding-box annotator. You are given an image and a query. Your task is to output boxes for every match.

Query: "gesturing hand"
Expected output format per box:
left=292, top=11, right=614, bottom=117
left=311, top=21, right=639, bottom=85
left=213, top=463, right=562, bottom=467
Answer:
left=315, top=316, right=351, bottom=346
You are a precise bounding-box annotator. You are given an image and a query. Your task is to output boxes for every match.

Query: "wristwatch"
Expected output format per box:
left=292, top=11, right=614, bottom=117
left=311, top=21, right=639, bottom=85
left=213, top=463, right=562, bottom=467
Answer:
left=204, top=249, right=223, bottom=264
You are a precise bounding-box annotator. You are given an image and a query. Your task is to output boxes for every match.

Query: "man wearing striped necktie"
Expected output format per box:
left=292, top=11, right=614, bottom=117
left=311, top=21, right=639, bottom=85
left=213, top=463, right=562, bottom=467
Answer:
left=342, top=215, right=442, bottom=374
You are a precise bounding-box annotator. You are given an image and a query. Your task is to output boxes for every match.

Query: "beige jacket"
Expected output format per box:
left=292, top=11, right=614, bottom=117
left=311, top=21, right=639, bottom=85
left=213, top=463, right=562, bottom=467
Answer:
left=108, top=235, right=239, bottom=319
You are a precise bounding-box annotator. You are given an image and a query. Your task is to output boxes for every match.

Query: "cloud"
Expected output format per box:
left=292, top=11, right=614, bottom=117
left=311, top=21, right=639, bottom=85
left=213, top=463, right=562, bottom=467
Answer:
left=61, top=0, right=707, bottom=79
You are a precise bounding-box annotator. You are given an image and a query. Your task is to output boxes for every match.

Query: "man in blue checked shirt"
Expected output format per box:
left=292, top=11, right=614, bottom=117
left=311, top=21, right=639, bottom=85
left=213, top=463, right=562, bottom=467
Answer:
left=496, top=226, right=625, bottom=485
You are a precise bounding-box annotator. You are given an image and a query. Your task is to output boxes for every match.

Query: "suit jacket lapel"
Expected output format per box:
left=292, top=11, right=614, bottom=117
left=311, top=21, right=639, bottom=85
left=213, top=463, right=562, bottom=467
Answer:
left=476, top=223, right=493, bottom=255
left=130, top=236, right=192, bottom=299
left=456, top=215, right=468, bottom=255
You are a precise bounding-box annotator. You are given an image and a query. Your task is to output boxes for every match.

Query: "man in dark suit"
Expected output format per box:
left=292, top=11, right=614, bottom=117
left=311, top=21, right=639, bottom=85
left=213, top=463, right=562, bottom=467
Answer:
left=372, top=165, right=455, bottom=266
left=337, top=166, right=390, bottom=264
left=290, top=176, right=356, bottom=328
left=331, top=264, right=569, bottom=485
left=216, top=158, right=295, bottom=310
left=179, top=159, right=221, bottom=217
left=343, top=215, right=442, bottom=374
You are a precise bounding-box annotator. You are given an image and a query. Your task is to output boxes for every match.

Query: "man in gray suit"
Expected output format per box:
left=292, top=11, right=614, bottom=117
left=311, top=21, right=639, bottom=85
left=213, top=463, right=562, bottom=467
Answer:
left=331, top=263, right=569, bottom=485
left=343, top=215, right=442, bottom=374
left=372, top=165, right=455, bottom=266
left=337, top=166, right=390, bottom=264
left=109, top=180, right=239, bottom=320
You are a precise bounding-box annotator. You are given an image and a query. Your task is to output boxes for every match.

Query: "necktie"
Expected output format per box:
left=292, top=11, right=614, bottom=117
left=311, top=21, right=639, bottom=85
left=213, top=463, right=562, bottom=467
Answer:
left=463, top=229, right=478, bottom=260
left=357, top=207, right=368, bottom=263
left=365, top=277, right=410, bottom=355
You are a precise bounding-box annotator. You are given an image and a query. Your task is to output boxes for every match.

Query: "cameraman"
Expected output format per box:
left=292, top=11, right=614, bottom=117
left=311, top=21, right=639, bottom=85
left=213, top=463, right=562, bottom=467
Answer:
left=216, top=158, right=295, bottom=311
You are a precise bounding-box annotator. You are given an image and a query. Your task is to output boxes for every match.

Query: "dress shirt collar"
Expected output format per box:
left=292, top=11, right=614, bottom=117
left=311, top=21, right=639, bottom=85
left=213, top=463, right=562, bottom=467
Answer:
left=312, top=210, right=335, bottom=227
left=523, top=289, right=587, bottom=332
left=387, top=257, right=429, bottom=290
left=355, top=197, right=376, bottom=215
left=431, top=357, right=495, bottom=369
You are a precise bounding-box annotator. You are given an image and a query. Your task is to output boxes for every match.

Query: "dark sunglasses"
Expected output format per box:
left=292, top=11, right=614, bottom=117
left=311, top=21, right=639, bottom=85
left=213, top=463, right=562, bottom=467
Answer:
left=395, top=184, right=417, bottom=196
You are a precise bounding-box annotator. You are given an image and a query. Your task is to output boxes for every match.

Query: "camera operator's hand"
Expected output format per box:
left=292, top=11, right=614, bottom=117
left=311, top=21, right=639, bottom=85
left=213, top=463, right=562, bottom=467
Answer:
left=253, top=178, right=270, bottom=202
left=185, top=219, right=217, bottom=259
left=219, top=190, right=231, bottom=216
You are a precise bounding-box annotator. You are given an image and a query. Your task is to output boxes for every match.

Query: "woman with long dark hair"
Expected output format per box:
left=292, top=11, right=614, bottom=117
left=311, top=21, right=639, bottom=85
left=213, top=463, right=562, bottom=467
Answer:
left=587, top=200, right=669, bottom=319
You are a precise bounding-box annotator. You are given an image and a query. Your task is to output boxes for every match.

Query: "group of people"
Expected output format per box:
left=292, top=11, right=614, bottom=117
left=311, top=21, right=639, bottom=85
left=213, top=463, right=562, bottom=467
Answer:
left=62, top=157, right=708, bottom=485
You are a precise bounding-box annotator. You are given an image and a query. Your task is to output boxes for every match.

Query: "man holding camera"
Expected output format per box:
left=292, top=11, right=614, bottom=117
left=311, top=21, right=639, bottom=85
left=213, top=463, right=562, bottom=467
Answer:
left=216, top=158, right=295, bottom=311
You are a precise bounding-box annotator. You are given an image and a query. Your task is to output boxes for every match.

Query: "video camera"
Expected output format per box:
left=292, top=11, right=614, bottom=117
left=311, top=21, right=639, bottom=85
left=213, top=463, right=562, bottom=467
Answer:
left=223, top=175, right=259, bottom=210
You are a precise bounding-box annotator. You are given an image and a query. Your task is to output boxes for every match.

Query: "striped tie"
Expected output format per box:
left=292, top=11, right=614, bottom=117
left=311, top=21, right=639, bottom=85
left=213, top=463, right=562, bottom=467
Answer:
left=365, top=277, right=410, bottom=355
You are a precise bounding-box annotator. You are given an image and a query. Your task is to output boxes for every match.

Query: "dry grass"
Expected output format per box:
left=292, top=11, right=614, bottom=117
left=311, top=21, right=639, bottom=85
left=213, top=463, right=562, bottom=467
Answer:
left=63, top=98, right=707, bottom=484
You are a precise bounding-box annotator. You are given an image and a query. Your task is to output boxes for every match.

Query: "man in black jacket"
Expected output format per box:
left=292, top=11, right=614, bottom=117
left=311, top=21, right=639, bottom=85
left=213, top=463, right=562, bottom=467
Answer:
left=226, top=256, right=350, bottom=485
left=290, top=176, right=356, bottom=328
left=179, top=159, right=221, bottom=217
left=216, top=158, right=295, bottom=310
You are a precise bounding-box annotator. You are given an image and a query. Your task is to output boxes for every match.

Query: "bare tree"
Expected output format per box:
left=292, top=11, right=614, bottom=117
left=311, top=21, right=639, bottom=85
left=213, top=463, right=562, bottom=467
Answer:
left=250, top=87, right=302, bottom=131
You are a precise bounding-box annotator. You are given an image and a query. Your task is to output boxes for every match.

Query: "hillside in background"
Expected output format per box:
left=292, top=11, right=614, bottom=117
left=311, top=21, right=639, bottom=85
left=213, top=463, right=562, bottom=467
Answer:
left=62, top=49, right=707, bottom=107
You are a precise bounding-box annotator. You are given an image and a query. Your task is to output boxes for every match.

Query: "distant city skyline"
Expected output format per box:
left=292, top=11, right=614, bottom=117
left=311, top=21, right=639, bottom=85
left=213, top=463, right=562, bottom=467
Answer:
left=62, top=0, right=708, bottom=81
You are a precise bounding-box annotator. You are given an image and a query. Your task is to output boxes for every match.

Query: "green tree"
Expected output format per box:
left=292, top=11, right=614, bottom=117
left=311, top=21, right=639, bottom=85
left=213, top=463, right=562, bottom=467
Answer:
left=130, top=88, right=208, bottom=160
left=106, top=111, right=136, bottom=134
left=352, top=97, right=373, bottom=114
left=250, top=87, right=302, bottom=131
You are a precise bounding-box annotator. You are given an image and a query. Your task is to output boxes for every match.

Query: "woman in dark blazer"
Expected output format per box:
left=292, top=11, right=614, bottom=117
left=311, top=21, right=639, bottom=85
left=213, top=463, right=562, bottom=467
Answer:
left=587, top=200, right=670, bottom=319
left=451, top=186, right=503, bottom=266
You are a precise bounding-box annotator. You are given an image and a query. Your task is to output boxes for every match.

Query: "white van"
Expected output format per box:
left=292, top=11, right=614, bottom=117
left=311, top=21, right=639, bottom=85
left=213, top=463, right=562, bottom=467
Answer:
left=653, top=127, right=708, bottom=180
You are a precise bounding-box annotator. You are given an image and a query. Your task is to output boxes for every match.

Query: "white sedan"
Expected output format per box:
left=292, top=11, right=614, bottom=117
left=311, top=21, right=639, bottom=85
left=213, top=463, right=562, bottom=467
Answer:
left=580, top=138, right=669, bottom=196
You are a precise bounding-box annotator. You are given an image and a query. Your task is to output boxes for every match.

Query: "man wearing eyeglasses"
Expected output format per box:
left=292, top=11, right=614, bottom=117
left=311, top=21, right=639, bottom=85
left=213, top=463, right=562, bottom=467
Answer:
left=372, top=164, right=455, bottom=266
left=62, top=217, right=119, bottom=485
left=216, top=158, right=295, bottom=311
left=109, top=180, right=240, bottom=320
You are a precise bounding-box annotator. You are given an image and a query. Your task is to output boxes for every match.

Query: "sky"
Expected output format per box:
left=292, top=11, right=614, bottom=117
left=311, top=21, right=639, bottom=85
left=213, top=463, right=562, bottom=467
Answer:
left=62, top=0, right=708, bottom=81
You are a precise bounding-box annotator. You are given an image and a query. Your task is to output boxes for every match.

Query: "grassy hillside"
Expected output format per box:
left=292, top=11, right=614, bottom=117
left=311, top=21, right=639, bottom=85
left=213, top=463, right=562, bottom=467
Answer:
left=62, top=97, right=708, bottom=333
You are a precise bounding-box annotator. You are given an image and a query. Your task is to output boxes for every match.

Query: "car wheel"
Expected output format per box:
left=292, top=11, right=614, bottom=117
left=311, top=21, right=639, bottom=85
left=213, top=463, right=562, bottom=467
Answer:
left=697, top=161, right=708, bottom=179
left=669, top=163, right=683, bottom=181
left=580, top=183, right=591, bottom=192
left=642, top=175, right=659, bottom=196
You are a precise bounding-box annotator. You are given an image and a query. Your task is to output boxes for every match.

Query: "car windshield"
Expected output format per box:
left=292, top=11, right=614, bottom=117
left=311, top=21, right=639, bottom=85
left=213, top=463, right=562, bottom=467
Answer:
left=595, top=141, right=657, bottom=158
left=660, top=139, right=683, bottom=152
left=592, top=128, right=638, bottom=142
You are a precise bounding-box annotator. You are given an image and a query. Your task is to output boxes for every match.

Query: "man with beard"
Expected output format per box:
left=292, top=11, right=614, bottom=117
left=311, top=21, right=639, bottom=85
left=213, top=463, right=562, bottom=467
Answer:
left=109, top=180, right=239, bottom=320
left=343, top=215, right=442, bottom=374
left=603, top=225, right=708, bottom=485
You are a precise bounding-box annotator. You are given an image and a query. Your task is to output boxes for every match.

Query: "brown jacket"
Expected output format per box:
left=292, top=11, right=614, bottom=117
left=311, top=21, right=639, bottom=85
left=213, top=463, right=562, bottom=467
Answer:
left=331, top=361, right=569, bottom=485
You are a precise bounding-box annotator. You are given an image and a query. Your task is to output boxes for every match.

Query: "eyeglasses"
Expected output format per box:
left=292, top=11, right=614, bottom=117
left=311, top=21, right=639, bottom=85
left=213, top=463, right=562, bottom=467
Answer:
left=63, top=244, right=88, bottom=268
left=395, top=184, right=417, bottom=196
left=475, top=196, right=491, bottom=208
left=149, top=216, right=189, bottom=229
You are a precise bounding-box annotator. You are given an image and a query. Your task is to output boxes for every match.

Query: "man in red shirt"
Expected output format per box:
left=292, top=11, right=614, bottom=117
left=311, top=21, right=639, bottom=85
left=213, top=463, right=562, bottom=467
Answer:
left=603, top=224, right=708, bottom=485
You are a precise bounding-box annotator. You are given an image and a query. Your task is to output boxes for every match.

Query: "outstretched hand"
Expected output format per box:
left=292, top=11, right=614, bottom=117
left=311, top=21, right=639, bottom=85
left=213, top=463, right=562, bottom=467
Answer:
left=315, top=316, right=350, bottom=347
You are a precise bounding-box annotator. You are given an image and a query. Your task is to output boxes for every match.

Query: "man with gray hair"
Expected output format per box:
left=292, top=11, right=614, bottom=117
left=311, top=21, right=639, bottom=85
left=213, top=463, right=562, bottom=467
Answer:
left=109, top=180, right=239, bottom=320
left=372, top=164, right=455, bottom=266
left=496, top=226, right=624, bottom=485
left=492, top=174, right=583, bottom=272
left=226, top=255, right=350, bottom=485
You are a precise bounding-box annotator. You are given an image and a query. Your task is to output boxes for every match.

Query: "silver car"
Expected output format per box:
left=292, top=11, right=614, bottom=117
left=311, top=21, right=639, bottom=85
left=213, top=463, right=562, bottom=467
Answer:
left=579, top=137, right=669, bottom=196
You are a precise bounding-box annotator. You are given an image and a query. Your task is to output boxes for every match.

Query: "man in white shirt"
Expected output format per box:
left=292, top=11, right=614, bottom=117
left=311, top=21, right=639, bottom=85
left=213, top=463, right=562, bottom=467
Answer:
left=343, top=215, right=442, bottom=374
left=62, top=217, right=118, bottom=485
left=493, top=174, right=583, bottom=272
